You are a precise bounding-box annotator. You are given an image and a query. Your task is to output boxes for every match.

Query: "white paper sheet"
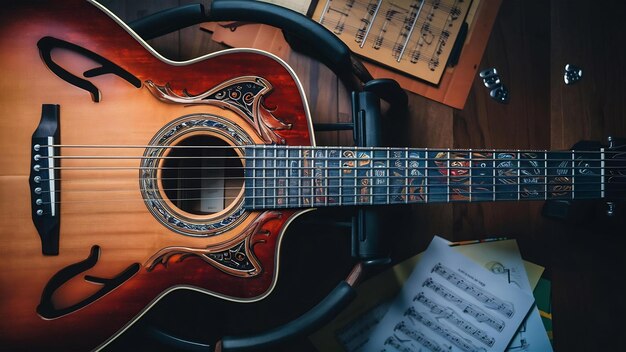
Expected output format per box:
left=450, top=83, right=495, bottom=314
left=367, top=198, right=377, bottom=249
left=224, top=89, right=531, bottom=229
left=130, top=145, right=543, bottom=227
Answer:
left=362, top=236, right=536, bottom=352
left=455, top=240, right=552, bottom=352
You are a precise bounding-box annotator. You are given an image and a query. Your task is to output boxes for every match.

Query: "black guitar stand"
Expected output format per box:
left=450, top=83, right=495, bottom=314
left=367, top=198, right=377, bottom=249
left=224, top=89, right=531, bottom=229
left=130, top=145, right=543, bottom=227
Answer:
left=216, top=95, right=392, bottom=351
left=117, top=2, right=407, bottom=351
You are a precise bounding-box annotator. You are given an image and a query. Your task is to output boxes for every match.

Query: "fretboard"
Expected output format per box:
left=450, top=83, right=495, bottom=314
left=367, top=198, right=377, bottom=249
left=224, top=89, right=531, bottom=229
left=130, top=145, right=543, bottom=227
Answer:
left=243, top=146, right=605, bottom=210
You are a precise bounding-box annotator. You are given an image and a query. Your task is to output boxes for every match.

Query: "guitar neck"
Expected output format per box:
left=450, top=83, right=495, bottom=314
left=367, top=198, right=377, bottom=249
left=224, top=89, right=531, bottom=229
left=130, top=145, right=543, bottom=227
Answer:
left=243, top=145, right=606, bottom=209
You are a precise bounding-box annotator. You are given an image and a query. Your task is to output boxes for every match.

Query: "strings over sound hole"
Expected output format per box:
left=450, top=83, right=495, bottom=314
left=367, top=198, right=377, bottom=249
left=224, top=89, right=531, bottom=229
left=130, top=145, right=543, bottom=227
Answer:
left=161, top=135, right=243, bottom=215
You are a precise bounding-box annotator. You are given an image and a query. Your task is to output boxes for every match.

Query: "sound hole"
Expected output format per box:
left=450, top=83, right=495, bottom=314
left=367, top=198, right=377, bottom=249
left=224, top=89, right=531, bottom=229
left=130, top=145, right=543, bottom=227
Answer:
left=161, top=135, right=243, bottom=215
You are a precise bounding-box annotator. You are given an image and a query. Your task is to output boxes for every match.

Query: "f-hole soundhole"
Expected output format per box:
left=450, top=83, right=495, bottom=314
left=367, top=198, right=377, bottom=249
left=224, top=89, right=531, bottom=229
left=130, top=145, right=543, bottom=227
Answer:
left=161, top=135, right=243, bottom=215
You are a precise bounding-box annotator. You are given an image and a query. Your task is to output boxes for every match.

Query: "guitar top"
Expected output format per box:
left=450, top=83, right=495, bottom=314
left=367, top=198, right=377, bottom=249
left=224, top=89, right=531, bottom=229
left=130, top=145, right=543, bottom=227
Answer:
left=0, top=1, right=315, bottom=350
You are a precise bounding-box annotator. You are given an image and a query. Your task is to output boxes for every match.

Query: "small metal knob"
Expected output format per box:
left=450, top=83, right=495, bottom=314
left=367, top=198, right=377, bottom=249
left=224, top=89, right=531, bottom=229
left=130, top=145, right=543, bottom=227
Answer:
left=564, top=64, right=583, bottom=85
left=36, top=209, right=44, bottom=216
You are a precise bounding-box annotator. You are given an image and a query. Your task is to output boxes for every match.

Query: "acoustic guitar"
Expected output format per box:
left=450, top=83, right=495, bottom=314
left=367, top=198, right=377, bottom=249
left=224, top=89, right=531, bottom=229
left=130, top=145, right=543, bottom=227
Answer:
left=0, top=1, right=623, bottom=350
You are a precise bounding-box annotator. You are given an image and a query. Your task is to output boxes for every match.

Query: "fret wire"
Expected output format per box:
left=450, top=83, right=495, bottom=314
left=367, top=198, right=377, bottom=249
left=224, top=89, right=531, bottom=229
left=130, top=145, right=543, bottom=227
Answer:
left=353, top=149, right=358, bottom=204
left=310, top=150, right=314, bottom=207
left=260, top=146, right=265, bottom=209
left=468, top=150, right=472, bottom=202
left=386, top=148, right=390, bottom=205
left=517, top=150, right=521, bottom=201
left=424, top=147, right=428, bottom=204
left=601, top=147, right=606, bottom=198
left=405, top=147, right=410, bottom=204
left=369, top=146, right=374, bottom=205
left=262, top=145, right=267, bottom=209
left=322, top=148, right=328, bottom=206
left=254, top=147, right=259, bottom=208
left=288, top=147, right=294, bottom=207
left=492, top=151, right=496, bottom=202
left=338, top=149, right=343, bottom=206
left=265, top=144, right=276, bottom=208
left=446, top=149, right=450, bottom=203
left=543, top=152, right=548, bottom=200
left=298, top=148, right=302, bottom=208
left=571, top=150, right=575, bottom=200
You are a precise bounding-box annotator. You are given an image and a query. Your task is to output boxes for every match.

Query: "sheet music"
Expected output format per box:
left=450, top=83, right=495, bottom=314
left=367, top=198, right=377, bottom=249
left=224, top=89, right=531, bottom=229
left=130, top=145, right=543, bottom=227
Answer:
left=362, top=236, right=535, bottom=352
left=454, top=240, right=552, bottom=351
left=313, top=0, right=475, bottom=84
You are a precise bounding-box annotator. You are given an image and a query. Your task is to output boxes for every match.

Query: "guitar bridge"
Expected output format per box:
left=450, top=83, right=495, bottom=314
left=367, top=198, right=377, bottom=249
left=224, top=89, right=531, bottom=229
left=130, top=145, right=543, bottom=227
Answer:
left=30, top=104, right=61, bottom=255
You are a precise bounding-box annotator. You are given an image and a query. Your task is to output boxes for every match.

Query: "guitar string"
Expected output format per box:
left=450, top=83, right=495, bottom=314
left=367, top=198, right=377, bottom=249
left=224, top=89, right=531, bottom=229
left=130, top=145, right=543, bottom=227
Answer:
left=34, top=173, right=626, bottom=183
left=35, top=163, right=626, bottom=182
left=40, top=143, right=625, bottom=155
left=36, top=170, right=623, bottom=202
left=39, top=154, right=623, bottom=162
left=36, top=165, right=626, bottom=173
left=36, top=147, right=625, bottom=168
left=38, top=188, right=615, bottom=207
left=35, top=184, right=616, bottom=204
left=35, top=178, right=619, bottom=194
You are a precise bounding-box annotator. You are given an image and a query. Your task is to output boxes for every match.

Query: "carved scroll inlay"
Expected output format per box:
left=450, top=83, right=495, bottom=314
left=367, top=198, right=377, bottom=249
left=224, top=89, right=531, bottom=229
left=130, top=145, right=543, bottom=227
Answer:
left=147, top=211, right=282, bottom=277
left=145, top=76, right=292, bottom=144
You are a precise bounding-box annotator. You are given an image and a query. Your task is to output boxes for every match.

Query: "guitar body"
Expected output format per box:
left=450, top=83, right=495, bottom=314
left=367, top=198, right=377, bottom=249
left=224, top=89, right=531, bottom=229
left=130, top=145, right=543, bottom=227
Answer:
left=0, top=1, right=315, bottom=350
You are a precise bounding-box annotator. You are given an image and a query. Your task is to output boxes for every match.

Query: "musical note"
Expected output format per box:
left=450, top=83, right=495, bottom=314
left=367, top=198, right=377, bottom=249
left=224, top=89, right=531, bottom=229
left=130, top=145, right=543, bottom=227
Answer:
left=373, top=7, right=398, bottom=50
left=404, top=307, right=486, bottom=352
left=409, top=49, right=421, bottom=63
left=384, top=335, right=417, bottom=352
left=420, top=22, right=434, bottom=44
left=432, top=263, right=515, bottom=318
left=393, top=321, right=449, bottom=352
left=414, top=292, right=496, bottom=347
left=422, top=277, right=506, bottom=331
left=449, top=5, right=462, bottom=23
left=355, top=1, right=381, bottom=45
